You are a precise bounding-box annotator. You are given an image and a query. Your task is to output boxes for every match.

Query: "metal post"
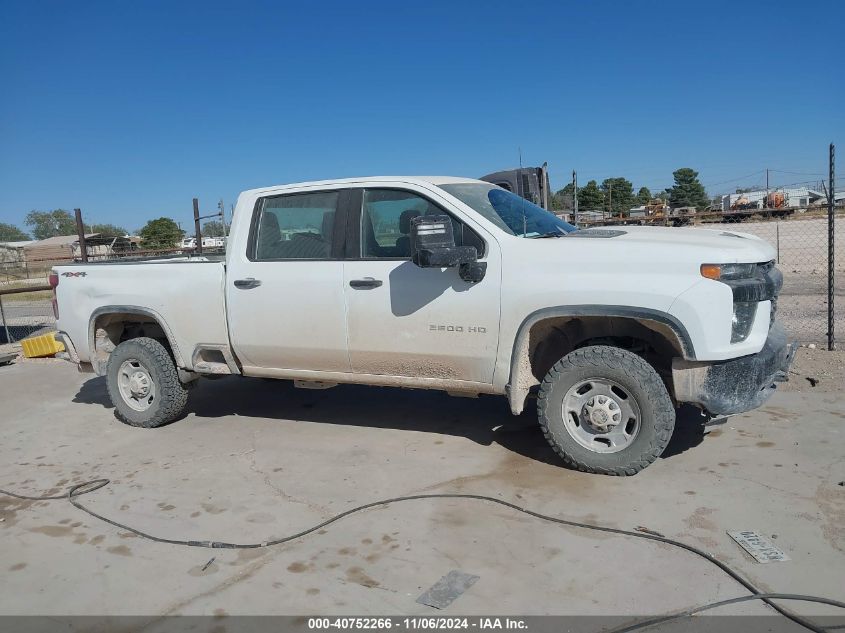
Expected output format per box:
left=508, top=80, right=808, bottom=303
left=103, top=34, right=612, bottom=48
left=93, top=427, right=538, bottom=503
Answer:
left=765, top=168, right=769, bottom=209
left=193, top=198, right=203, bottom=255
left=218, top=199, right=228, bottom=238
left=828, top=143, right=835, bottom=351
left=572, top=170, right=578, bottom=218
left=74, top=208, right=88, bottom=263
left=540, top=162, right=550, bottom=211
left=0, top=295, right=11, bottom=345
left=776, top=222, right=780, bottom=264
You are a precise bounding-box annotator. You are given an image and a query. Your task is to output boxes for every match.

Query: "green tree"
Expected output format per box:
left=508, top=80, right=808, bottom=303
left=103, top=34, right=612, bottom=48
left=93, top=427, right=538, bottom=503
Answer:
left=90, top=223, right=128, bottom=237
left=25, top=209, right=76, bottom=240
left=202, top=220, right=228, bottom=237
left=636, top=186, right=652, bottom=205
left=669, top=168, right=710, bottom=210
left=0, top=222, right=30, bottom=241
left=600, top=177, right=634, bottom=215
left=577, top=180, right=605, bottom=211
left=553, top=183, right=576, bottom=211
left=139, top=217, right=184, bottom=249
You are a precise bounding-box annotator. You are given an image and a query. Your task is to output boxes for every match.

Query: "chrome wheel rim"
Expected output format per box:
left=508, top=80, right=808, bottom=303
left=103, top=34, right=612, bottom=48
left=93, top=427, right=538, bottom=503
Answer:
left=562, top=378, right=641, bottom=453
left=117, top=359, right=156, bottom=412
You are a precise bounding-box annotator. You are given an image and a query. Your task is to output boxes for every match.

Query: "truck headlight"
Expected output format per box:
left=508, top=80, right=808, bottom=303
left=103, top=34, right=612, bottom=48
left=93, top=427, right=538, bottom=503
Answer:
left=701, top=263, right=755, bottom=281
left=731, top=302, right=757, bottom=343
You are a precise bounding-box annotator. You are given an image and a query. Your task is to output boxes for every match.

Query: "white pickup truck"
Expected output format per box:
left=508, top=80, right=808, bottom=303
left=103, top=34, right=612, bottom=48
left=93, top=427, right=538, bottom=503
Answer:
left=53, top=176, right=794, bottom=475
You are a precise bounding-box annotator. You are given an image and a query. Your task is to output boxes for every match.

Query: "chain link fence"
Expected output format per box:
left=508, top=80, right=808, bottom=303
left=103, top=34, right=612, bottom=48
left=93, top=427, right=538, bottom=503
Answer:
left=0, top=280, right=53, bottom=345
left=711, top=208, right=842, bottom=347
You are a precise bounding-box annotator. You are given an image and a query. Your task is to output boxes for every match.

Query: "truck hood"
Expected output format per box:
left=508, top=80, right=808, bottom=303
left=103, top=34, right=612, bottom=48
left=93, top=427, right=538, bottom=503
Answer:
left=566, top=225, right=776, bottom=263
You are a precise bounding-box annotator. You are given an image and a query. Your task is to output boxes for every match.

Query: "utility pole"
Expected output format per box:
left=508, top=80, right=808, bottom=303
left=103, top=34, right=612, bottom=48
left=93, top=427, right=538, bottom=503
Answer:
left=608, top=182, right=612, bottom=219
left=218, top=199, right=228, bottom=237
left=193, top=198, right=202, bottom=255
left=572, top=170, right=578, bottom=218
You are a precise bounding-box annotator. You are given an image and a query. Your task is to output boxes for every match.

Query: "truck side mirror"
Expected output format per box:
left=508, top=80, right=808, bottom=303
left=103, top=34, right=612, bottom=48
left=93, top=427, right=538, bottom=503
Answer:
left=409, top=215, right=487, bottom=283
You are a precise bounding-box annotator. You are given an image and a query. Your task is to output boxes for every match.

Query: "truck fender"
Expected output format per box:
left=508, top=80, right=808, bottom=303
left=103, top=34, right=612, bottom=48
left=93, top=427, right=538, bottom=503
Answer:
left=505, top=305, right=696, bottom=415
left=87, top=305, right=186, bottom=373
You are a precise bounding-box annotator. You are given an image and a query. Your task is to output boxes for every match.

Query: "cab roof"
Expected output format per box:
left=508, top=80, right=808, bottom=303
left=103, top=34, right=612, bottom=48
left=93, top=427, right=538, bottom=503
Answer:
left=242, top=175, right=486, bottom=196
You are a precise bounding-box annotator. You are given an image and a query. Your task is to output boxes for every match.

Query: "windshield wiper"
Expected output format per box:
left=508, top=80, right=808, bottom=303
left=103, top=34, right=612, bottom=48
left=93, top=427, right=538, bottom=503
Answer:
left=530, top=232, right=566, bottom=239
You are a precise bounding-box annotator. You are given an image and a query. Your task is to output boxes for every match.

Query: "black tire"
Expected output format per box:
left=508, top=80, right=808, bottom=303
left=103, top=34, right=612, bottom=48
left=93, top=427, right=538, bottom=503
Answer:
left=537, top=345, right=675, bottom=476
left=106, top=337, right=189, bottom=428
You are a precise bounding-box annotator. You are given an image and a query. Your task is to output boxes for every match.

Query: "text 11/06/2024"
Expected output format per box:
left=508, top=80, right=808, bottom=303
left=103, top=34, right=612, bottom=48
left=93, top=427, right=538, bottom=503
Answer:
left=307, top=617, right=528, bottom=630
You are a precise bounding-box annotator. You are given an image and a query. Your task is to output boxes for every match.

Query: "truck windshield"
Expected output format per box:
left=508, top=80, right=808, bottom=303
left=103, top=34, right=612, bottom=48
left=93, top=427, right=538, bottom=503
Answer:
left=439, top=183, right=577, bottom=237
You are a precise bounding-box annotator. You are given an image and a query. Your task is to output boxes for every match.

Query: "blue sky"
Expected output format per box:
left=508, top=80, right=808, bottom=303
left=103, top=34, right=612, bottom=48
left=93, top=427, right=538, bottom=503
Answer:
left=1, top=0, right=842, bottom=233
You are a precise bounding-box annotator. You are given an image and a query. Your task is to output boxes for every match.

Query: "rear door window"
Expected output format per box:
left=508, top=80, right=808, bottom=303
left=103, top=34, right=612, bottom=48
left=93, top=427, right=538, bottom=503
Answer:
left=253, top=191, right=339, bottom=260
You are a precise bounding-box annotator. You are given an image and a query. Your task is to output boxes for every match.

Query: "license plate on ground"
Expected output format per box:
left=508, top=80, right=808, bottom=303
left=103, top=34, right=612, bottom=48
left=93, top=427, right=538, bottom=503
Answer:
left=728, top=530, right=790, bottom=563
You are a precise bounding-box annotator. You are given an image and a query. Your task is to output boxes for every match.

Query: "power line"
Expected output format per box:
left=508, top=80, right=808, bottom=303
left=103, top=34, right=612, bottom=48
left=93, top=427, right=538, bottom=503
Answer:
left=704, top=170, right=766, bottom=187
left=711, top=176, right=832, bottom=198
left=768, top=168, right=826, bottom=177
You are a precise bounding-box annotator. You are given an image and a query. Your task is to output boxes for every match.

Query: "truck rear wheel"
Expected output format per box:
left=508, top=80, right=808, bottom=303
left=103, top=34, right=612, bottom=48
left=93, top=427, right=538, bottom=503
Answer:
left=106, top=337, right=189, bottom=428
left=537, top=345, right=675, bottom=475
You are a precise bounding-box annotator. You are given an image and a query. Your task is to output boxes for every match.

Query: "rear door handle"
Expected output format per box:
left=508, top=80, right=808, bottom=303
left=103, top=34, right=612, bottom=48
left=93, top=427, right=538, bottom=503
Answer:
left=349, top=278, right=382, bottom=289
left=234, top=278, right=262, bottom=289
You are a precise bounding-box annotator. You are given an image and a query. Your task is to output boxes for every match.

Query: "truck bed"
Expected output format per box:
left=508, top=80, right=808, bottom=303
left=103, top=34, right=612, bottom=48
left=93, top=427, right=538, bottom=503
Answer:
left=54, top=259, right=229, bottom=370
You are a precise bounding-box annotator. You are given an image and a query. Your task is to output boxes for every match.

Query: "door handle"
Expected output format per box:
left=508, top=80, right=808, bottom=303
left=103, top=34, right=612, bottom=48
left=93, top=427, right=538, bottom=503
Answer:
left=234, top=278, right=262, bottom=289
left=349, top=278, right=383, bottom=289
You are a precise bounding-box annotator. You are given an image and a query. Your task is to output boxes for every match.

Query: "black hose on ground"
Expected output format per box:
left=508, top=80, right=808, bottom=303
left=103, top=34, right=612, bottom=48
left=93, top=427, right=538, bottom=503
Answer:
left=610, top=594, right=845, bottom=633
left=2, top=479, right=842, bottom=633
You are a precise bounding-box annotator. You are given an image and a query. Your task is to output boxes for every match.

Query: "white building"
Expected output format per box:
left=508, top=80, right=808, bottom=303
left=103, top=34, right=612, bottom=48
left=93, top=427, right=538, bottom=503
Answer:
left=720, top=187, right=825, bottom=211
left=0, top=240, right=35, bottom=265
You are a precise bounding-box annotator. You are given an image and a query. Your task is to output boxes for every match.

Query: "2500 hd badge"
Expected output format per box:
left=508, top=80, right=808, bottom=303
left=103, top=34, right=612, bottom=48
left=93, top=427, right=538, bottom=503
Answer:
left=429, top=324, right=488, bottom=333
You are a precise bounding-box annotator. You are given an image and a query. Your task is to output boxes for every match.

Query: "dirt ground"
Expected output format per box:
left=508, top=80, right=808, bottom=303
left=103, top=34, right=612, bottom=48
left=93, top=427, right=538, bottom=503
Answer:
left=780, top=346, right=845, bottom=392
left=1, top=358, right=843, bottom=628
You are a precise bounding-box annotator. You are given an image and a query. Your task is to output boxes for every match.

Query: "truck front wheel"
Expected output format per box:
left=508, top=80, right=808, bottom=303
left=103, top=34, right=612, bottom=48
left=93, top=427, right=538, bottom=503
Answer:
left=537, top=345, right=675, bottom=475
left=106, top=337, right=189, bottom=428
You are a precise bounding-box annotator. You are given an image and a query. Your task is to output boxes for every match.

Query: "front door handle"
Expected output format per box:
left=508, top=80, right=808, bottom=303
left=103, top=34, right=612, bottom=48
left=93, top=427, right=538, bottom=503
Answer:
left=349, top=278, right=383, bottom=289
left=234, top=277, right=262, bottom=289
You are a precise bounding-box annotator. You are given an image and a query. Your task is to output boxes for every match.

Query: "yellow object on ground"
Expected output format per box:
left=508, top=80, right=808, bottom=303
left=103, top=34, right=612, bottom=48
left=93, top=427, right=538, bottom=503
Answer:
left=21, top=331, right=65, bottom=358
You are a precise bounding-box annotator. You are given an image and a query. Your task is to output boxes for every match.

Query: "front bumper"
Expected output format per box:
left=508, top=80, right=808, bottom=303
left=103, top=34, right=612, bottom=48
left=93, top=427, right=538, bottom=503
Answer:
left=672, top=322, right=796, bottom=416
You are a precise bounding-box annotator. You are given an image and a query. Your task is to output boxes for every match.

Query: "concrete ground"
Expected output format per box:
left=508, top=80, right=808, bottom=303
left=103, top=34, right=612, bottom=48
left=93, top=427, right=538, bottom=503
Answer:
left=1, top=360, right=843, bottom=624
